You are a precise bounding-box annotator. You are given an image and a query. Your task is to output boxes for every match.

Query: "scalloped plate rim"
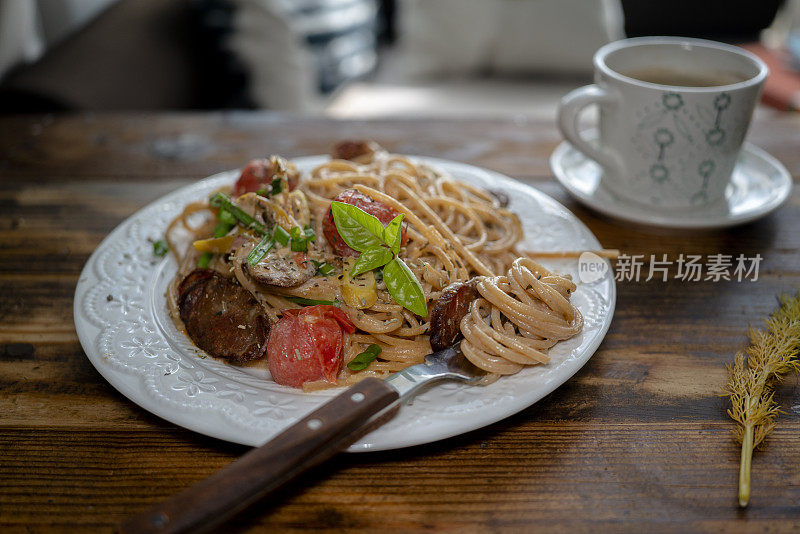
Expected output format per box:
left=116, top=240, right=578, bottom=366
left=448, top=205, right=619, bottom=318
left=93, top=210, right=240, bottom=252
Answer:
left=74, top=155, right=616, bottom=452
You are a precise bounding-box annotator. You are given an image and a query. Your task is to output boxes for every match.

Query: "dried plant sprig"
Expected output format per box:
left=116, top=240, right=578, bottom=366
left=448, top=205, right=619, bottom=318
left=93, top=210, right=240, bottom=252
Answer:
left=723, top=292, right=800, bottom=508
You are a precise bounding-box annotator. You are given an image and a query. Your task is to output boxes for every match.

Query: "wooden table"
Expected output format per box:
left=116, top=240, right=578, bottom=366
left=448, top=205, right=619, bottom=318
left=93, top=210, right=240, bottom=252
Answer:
left=1, top=113, right=799, bottom=533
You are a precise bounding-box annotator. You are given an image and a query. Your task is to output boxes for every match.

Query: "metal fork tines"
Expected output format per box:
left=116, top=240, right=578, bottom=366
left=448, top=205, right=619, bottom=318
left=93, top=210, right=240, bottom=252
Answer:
left=384, top=342, right=486, bottom=399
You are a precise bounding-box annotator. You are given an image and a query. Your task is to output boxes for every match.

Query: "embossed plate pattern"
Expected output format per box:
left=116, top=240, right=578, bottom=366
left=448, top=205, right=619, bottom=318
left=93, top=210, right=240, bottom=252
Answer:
left=74, top=156, right=615, bottom=452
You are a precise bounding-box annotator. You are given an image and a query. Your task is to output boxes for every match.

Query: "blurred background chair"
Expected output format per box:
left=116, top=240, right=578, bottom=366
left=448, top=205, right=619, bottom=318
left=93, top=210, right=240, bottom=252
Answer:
left=0, top=0, right=791, bottom=116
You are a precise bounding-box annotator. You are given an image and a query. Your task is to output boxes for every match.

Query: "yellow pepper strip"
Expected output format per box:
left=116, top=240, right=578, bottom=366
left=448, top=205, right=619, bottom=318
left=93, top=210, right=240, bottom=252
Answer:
left=340, top=258, right=378, bottom=309
left=192, top=235, right=236, bottom=254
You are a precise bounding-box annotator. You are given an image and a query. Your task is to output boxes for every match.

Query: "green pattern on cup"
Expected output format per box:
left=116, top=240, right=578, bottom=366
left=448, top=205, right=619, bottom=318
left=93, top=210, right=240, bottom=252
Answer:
left=691, top=159, right=716, bottom=204
left=633, top=91, right=733, bottom=195
left=662, top=93, right=683, bottom=111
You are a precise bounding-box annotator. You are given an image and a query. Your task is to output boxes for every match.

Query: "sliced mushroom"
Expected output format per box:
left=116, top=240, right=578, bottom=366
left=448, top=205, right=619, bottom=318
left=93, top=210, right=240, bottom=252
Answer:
left=234, top=192, right=278, bottom=229
left=235, top=240, right=316, bottom=288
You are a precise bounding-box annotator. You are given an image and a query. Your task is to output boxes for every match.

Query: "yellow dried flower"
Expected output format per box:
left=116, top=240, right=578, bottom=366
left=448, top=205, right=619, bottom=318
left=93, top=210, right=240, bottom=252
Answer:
left=723, top=292, right=800, bottom=507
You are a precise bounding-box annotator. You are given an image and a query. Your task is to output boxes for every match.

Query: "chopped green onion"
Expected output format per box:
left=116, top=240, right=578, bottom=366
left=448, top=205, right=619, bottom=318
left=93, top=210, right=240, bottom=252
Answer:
left=256, top=176, right=284, bottom=197
left=284, top=296, right=340, bottom=307
left=212, top=221, right=234, bottom=238
left=218, top=208, right=237, bottom=226
left=289, top=226, right=307, bottom=252
left=153, top=239, right=169, bottom=257
left=209, top=193, right=269, bottom=235
left=270, top=176, right=284, bottom=195
left=246, top=235, right=275, bottom=265
left=311, top=260, right=335, bottom=276
left=303, top=225, right=316, bottom=242
left=273, top=226, right=290, bottom=246
left=197, top=252, right=213, bottom=268
left=347, top=344, right=382, bottom=371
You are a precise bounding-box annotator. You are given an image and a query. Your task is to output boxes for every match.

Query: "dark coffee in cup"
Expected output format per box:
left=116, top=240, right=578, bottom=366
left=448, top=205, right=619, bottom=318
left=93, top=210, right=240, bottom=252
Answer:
left=620, top=67, right=750, bottom=87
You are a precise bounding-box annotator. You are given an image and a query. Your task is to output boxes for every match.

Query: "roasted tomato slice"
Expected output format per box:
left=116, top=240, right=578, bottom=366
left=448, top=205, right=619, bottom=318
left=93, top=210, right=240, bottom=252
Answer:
left=322, top=189, right=408, bottom=256
left=233, top=157, right=299, bottom=196
left=267, top=305, right=356, bottom=388
left=233, top=159, right=271, bottom=196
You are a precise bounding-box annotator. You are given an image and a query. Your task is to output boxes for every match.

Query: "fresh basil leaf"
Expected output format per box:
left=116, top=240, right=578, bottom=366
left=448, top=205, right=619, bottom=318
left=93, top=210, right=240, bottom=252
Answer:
left=330, top=201, right=385, bottom=252
left=383, top=258, right=428, bottom=317
left=351, top=246, right=393, bottom=277
left=383, top=213, right=404, bottom=255
left=152, top=239, right=169, bottom=257
left=347, top=344, right=382, bottom=371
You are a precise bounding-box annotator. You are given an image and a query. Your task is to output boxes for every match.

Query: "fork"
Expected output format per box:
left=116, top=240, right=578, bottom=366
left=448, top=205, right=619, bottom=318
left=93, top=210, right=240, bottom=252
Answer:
left=120, top=343, right=484, bottom=534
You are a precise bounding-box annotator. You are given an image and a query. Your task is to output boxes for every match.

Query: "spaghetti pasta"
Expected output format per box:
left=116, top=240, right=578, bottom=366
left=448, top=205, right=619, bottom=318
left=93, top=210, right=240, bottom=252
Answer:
left=166, top=144, right=583, bottom=389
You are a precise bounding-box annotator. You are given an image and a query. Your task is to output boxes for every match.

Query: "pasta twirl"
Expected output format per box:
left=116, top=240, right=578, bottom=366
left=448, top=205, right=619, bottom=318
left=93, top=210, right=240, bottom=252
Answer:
left=166, top=146, right=583, bottom=389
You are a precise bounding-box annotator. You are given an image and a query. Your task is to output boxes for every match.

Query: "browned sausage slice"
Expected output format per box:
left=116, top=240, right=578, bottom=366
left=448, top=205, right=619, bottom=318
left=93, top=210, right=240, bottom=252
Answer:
left=429, top=278, right=479, bottom=352
left=331, top=140, right=382, bottom=161
left=177, top=269, right=215, bottom=299
left=178, top=269, right=270, bottom=363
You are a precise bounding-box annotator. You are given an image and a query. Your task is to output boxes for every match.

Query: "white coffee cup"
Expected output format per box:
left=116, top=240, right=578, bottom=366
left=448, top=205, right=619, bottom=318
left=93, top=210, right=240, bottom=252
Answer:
left=557, top=37, right=768, bottom=209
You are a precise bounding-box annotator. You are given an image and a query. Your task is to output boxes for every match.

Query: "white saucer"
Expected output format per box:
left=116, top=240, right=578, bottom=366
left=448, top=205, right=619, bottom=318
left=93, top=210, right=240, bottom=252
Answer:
left=550, top=132, right=792, bottom=229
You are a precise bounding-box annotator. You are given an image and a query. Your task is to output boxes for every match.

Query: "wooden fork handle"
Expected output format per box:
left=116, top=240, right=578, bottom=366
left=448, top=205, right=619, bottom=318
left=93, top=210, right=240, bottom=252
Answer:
left=119, top=378, right=399, bottom=534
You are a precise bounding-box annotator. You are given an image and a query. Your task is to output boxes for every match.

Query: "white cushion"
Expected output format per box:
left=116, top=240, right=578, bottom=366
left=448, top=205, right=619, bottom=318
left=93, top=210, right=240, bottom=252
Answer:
left=397, top=0, right=624, bottom=78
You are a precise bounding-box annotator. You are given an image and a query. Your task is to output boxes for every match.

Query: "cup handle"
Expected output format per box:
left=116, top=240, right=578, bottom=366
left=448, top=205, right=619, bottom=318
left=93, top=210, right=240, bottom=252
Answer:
left=557, top=84, right=624, bottom=177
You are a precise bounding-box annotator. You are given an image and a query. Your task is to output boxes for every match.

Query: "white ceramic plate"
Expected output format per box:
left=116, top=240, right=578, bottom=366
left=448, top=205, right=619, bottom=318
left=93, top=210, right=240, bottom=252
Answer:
left=551, top=131, right=792, bottom=229
left=73, top=156, right=615, bottom=452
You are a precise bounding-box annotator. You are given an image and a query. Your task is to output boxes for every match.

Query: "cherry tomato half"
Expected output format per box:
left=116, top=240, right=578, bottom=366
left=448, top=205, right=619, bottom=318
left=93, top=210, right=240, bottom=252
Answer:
left=266, top=305, right=355, bottom=388
left=233, top=158, right=299, bottom=197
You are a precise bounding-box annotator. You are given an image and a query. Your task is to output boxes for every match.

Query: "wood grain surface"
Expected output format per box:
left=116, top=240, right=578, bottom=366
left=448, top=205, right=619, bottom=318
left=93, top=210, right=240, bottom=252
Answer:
left=1, top=113, right=799, bottom=533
